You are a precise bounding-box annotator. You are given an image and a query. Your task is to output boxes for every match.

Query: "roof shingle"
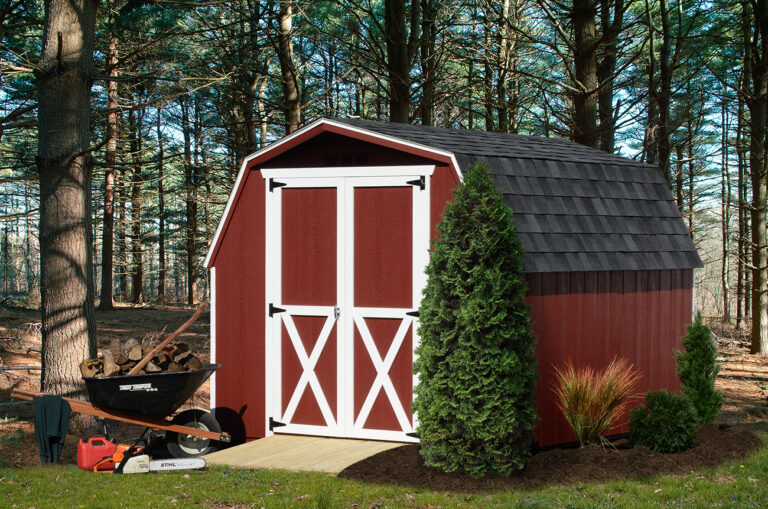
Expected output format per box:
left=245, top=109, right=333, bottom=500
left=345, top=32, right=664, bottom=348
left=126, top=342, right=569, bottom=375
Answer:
left=333, top=118, right=702, bottom=273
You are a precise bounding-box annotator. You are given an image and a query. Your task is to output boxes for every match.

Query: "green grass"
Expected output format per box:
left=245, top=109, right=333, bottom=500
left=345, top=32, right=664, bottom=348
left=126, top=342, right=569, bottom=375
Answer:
left=1, top=439, right=768, bottom=509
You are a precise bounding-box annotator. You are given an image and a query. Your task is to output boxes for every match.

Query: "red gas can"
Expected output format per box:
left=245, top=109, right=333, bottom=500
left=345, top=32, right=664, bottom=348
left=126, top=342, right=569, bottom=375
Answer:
left=77, top=438, right=117, bottom=471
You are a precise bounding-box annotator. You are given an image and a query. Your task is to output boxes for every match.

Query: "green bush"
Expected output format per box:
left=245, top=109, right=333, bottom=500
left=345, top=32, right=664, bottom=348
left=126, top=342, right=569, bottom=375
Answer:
left=413, top=161, right=538, bottom=478
left=676, top=312, right=723, bottom=422
left=554, top=357, right=640, bottom=447
left=629, top=390, right=697, bottom=453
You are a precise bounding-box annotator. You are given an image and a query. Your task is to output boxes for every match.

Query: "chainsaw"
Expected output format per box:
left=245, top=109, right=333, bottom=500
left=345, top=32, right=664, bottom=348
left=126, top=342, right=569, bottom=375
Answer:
left=93, top=443, right=206, bottom=474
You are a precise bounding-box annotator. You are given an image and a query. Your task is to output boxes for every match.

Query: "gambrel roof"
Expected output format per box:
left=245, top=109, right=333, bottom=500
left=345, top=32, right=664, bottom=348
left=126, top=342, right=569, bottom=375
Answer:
left=335, top=118, right=702, bottom=273
left=206, top=117, right=701, bottom=273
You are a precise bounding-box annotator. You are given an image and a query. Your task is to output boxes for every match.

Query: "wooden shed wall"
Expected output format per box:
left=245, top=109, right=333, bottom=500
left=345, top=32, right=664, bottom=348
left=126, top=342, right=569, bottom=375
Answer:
left=526, top=269, right=693, bottom=447
left=210, top=136, right=458, bottom=442
left=211, top=170, right=266, bottom=441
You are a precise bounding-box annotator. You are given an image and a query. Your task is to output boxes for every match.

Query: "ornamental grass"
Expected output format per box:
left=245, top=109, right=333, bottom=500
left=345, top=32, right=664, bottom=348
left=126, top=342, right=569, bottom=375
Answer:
left=553, top=357, right=641, bottom=447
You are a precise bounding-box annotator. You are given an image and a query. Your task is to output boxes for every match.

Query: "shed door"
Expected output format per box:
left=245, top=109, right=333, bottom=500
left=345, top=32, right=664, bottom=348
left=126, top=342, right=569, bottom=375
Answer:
left=264, top=167, right=432, bottom=442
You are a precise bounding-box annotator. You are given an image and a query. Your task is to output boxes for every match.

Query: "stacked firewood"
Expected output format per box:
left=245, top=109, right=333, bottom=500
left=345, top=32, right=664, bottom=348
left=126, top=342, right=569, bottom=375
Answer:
left=80, top=336, right=203, bottom=378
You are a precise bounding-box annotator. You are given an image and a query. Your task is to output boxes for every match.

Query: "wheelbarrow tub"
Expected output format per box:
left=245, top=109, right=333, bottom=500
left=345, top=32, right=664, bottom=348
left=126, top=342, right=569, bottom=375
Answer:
left=83, top=363, right=220, bottom=417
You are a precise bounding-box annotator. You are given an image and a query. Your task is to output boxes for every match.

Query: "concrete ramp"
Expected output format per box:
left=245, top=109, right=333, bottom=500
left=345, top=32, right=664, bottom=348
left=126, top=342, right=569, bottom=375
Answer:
left=203, top=434, right=404, bottom=474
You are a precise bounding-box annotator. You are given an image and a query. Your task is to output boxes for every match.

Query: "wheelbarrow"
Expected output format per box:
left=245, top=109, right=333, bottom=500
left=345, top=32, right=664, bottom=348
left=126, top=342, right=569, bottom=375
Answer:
left=12, top=363, right=230, bottom=459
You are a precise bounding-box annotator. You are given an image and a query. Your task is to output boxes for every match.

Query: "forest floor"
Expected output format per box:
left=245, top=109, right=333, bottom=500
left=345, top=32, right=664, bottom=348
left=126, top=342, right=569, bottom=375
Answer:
left=0, top=308, right=766, bottom=488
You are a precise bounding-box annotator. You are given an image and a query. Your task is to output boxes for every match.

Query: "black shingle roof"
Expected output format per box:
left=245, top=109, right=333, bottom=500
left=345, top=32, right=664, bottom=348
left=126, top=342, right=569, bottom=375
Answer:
left=333, top=118, right=702, bottom=273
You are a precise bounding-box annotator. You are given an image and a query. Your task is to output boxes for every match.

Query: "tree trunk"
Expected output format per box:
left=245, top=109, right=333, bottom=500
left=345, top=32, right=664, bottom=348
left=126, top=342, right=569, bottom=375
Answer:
left=37, top=0, right=97, bottom=396
left=572, top=0, right=599, bottom=148
left=277, top=0, right=300, bottom=133
left=98, top=21, right=117, bottom=311
left=597, top=0, right=624, bottom=153
left=482, top=3, right=495, bottom=131
left=181, top=96, right=198, bottom=305
left=129, top=95, right=143, bottom=304
left=746, top=0, right=768, bottom=354
left=496, top=0, right=512, bottom=133
left=385, top=0, right=411, bottom=123
left=657, top=0, right=673, bottom=184
left=157, top=104, right=165, bottom=302
left=721, top=96, right=731, bottom=323
left=686, top=125, right=695, bottom=238
left=644, top=0, right=658, bottom=165
left=420, top=0, right=437, bottom=126
left=737, top=82, right=746, bottom=328
left=116, top=185, right=128, bottom=301
left=675, top=145, right=684, bottom=211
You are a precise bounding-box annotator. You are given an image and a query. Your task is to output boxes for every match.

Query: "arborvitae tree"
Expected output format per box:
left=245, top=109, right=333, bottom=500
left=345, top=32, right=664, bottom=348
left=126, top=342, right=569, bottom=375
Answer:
left=413, top=161, right=538, bottom=478
left=675, top=312, right=723, bottom=422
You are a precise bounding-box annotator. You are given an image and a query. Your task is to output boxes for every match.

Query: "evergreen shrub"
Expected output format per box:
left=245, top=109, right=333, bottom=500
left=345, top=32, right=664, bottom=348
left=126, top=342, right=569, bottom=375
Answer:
left=629, top=390, right=697, bottom=453
left=412, top=161, right=538, bottom=478
left=676, top=312, right=723, bottom=422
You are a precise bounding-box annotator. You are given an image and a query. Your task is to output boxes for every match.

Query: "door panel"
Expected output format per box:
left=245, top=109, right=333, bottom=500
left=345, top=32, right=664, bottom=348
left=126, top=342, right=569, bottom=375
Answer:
left=353, top=187, right=413, bottom=308
left=281, top=188, right=336, bottom=306
left=273, top=185, right=341, bottom=436
left=281, top=315, right=337, bottom=426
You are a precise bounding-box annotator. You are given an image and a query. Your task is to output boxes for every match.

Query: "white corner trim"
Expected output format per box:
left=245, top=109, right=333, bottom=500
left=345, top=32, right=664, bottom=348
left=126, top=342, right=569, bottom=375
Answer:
left=204, top=118, right=463, bottom=267
left=209, top=266, right=216, bottom=412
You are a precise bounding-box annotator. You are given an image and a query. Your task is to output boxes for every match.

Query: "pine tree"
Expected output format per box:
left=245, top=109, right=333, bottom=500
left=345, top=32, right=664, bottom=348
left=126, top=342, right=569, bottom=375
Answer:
left=676, top=312, right=723, bottom=422
left=413, top=161, right=538, bottom=478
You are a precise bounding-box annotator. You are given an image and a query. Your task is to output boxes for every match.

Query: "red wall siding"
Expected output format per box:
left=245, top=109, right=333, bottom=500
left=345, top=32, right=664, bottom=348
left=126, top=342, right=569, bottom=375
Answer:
left=210, top=138, right=459, bottom=442
left=211, top=167, right=266, bottom=442
left=526, top=269, right=693, bottom=447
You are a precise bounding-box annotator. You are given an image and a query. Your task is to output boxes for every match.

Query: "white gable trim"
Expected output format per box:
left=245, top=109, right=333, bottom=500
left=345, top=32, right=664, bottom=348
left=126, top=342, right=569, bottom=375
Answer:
left=203, top=118, right=461, bottom=268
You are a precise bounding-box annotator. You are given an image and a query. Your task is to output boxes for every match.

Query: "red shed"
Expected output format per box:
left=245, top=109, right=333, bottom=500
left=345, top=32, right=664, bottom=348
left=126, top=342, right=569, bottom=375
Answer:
left=204, top=118, right=702, bottom=447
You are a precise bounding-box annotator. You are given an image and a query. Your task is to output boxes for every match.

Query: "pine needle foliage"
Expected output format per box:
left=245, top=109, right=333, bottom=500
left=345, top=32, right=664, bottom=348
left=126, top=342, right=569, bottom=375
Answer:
left=413, top=161, right=538, bottom=478
left=675, top=312, right=723, bottom=422
left=553, top=357, right=641, bottom=447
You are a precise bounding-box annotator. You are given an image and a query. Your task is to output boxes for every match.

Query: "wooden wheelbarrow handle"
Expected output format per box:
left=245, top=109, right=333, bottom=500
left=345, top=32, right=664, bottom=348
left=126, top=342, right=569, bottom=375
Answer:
left=127, top=303, right=207, bottom=376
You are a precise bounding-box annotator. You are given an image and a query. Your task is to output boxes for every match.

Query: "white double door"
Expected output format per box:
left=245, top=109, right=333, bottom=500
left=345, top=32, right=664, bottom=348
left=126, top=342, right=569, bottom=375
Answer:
left=264, top=166, right=433, bottom=442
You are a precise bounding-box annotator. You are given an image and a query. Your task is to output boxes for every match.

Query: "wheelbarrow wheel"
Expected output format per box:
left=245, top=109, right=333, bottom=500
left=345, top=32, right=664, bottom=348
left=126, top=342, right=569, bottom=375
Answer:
left=166, top=409, right=221, bottom=458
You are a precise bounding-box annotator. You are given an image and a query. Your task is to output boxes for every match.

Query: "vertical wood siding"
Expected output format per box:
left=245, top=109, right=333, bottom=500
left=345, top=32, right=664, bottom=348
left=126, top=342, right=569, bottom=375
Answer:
left=525, top=269, right=693, bottom=447
left=211, top=169, right=266, bottom=442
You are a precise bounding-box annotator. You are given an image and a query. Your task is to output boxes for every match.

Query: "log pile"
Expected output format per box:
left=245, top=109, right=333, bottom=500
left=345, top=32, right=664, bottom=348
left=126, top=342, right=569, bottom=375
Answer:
left=80, top=338, right=204, bottom=378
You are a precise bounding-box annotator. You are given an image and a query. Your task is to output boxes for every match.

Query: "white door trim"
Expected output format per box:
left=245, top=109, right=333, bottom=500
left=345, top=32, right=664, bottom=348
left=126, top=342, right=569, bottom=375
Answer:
left=264, top=166, right=431, bottom=442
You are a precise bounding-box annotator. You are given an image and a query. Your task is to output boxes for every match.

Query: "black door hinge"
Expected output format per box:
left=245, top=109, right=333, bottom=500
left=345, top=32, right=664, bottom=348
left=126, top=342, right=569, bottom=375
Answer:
left=406, top=310, right=419, bottom=317
left=269, top=303, right=286, bottom=317
left=269, top=417, right=287, bottom=431
left=406, top=175, right=425, bottom=190
left=269, top=179, right=287, bottom=192
left=406, top=431, right=419, bottom=439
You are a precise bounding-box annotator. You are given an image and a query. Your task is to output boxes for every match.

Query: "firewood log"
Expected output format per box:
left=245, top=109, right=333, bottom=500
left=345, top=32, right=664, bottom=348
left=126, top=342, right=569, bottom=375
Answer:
left=185, top=355, right=202, bottom=371
left=80, top=359, right=102, bottom=378
left=122, top=338, right=139, bottom=356
left=109, top=338, right=121, bottom=359
left=145, top=361, right=162, bottom=373
left=167, top=362, right=183, bottom=372
left=101, top=350, right=120, bottom=377
left=127, top=344, right=143, bottom=362
left=173, top=349, right=192, bottom=364
left=154, top=352, right=168, bottom=367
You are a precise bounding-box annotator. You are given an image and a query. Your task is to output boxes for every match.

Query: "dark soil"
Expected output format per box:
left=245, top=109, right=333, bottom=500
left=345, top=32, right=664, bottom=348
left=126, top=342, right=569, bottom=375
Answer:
left=339, top=423, right=763, bottom=492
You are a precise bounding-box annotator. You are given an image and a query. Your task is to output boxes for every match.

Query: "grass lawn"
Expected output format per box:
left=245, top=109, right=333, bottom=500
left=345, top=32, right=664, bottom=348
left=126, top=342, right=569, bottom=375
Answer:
left=0, top=436, right=767, bottom=509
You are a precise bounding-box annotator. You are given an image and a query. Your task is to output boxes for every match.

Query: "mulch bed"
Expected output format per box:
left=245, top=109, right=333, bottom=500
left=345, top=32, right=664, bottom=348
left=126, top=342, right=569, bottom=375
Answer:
left=338, top=424, right=763, bottom=492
